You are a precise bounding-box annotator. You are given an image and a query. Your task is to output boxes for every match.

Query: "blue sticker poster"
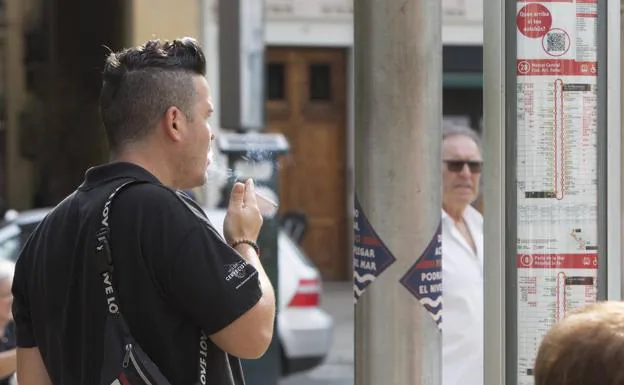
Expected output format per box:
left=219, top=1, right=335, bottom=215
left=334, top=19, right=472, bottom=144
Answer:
left=353, top=195, right=396, bottom=303
left=400, top=223, right=443, bottom=327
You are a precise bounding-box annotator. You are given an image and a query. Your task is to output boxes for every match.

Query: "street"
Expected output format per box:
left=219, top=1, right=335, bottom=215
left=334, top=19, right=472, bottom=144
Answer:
left=280, top=282, right=354, bottom=385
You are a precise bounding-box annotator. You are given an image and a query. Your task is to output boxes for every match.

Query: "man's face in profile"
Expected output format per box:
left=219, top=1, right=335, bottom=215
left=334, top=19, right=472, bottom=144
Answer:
left=180, top=76, right=215, bottom=188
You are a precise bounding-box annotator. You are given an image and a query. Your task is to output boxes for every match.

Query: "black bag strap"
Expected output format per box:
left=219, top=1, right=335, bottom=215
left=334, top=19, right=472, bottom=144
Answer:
left=94, top=180, right=208, bottom=384
left=94, top=180, right=144, bottom=277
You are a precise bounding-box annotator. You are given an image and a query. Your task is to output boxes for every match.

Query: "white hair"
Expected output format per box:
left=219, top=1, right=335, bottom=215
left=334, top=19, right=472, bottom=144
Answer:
left=442, top=121, right=482, bottom=153
left=0, top=260, right=15, bottom=284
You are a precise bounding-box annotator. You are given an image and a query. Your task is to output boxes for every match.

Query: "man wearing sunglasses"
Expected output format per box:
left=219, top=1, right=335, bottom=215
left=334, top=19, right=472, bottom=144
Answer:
left=441, top=123, right=484, bottom=385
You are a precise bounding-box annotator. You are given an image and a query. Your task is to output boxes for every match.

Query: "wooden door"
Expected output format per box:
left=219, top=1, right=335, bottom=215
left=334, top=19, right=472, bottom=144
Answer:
left=266, top=47, right=348, bottom=281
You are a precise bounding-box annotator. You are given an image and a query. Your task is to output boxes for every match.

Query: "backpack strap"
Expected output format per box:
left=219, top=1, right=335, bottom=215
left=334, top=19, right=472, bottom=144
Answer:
left=94, top=180, right=148, bottom=275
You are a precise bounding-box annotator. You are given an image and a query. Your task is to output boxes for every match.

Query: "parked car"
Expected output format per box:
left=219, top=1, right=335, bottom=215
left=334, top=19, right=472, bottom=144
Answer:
left=0, top=207, right=333, bottom=376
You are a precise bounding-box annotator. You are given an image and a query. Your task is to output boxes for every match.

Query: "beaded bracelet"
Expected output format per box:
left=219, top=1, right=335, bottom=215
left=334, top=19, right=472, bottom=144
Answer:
left=231, top=239, right=261, bottom=257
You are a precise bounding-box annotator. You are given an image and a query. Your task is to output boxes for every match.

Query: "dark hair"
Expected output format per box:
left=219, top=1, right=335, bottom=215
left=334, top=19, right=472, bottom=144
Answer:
left=99, top=37, right=207, bottom=151
left=534, top=301, right=624, bottom=385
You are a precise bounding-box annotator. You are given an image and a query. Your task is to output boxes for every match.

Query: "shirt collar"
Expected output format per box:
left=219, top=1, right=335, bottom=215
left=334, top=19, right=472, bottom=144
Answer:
left=441, top=205, right=482, bottom=225
left=79, top=162, right=161, bottom=190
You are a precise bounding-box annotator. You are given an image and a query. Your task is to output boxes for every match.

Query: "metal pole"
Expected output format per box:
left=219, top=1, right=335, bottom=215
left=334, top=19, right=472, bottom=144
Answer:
left=199, top=0, right=222, bottom=208
left=604, top=0, right=621, bottom=302
left=483, top=0, right=508, bottom=383
left=353, top=0, right=442, bottom=384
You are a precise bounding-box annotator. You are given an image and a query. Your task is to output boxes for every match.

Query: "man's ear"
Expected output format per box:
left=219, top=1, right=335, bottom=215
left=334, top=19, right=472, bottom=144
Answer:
left=163, top=106, right=184, bottom=142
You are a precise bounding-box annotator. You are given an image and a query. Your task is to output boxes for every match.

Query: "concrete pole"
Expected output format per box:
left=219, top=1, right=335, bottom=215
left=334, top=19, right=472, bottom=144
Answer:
left=353, top=0, right=442, bottom=384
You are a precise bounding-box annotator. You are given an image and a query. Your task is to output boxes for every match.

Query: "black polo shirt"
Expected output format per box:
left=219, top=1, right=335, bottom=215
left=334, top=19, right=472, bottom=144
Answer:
left=12, top=162, right=263, bottom=385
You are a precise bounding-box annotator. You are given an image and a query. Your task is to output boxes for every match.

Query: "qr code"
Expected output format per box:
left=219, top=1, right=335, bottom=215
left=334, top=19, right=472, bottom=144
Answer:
left=546, top=32, right=566, bottom=52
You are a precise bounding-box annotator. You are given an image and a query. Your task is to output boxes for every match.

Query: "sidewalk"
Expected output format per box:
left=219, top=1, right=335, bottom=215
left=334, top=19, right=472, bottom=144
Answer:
left=280, top=281, right=354, bottom=385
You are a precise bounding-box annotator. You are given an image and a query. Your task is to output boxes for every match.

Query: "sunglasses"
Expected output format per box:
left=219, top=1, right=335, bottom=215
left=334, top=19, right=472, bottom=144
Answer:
left=444, top=160, right=483, bottom=173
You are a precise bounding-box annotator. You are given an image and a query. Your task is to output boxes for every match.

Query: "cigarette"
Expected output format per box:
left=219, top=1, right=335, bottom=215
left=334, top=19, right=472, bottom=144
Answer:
left=255, top=190, right=279, bottom=208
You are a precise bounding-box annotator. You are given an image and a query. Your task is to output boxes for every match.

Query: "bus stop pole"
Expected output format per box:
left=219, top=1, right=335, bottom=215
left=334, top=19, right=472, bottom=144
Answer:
left=482, top=0, right=508, bottom=382
left=604, top=0, right=621, bottom=302
left=353, top=0, right=442, bottom=384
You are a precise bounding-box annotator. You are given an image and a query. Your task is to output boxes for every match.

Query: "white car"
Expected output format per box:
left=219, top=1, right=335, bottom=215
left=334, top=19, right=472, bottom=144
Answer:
left=0, top=207, right=333, bottom=376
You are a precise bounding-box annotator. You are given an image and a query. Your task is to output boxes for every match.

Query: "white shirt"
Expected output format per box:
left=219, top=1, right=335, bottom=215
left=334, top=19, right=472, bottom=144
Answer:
left=442, top=205, right=484, bottom=385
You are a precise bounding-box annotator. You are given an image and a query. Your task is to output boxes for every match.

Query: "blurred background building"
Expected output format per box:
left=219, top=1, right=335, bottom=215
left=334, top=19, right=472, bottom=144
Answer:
left=0, top=0, right=484, bottom=281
